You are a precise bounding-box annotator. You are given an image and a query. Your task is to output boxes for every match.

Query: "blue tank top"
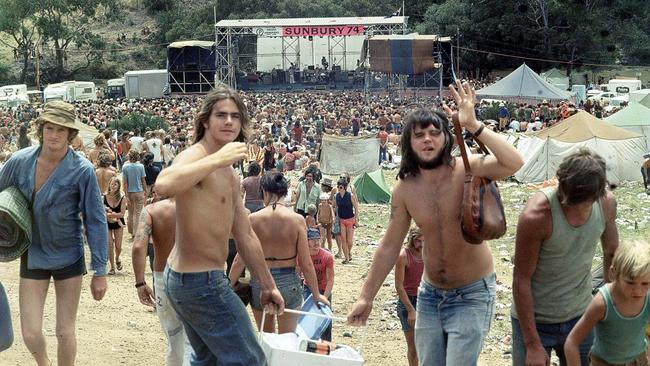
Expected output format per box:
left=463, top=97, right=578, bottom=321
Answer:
left=592, top=285, right=650, bottom=364
left=336, top=191, right=354, bottom=219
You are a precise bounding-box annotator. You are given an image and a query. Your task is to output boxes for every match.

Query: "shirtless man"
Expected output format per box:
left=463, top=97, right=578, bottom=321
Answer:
left=95, top=153, right=116, bottom=193
left=155, top=86, right=284, bottom=365
left=132, top=198, right=191, bottom=366
left=347, top=81, right=524, bottom=365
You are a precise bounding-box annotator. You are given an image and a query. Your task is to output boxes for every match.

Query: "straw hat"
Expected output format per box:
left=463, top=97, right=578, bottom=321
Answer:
left=0, top=187, right=32, bottom=262
left=36, top=101, right=80, bottom=131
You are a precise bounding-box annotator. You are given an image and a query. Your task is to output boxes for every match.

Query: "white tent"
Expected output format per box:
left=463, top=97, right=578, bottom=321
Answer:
left=605, top=102, right=650, bottom=148
left=515, top=111, right=646, bottom=184
left=476, top=63, right=574, bottom=104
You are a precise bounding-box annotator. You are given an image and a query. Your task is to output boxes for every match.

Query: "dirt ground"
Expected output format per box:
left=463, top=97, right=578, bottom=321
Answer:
left=1, top=173, right=648, bottom=365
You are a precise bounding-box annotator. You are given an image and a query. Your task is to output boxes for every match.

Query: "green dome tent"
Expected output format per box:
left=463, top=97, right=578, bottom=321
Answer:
left=351, top=170, right=392, bottom=204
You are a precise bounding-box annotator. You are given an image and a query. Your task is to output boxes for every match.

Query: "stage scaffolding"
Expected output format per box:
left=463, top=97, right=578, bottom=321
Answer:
left=214, top=17, right=407, bottom=89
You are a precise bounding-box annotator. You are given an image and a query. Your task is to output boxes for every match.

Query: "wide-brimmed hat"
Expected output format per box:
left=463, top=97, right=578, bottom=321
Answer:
left=321, top=177, right=333, bottom=188
left=36, top=101, right=80, bottom=131
left=0, top=187, right=32, bottom=262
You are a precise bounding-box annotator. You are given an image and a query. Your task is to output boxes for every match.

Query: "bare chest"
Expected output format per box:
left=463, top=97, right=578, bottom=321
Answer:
left=34, top=160, right=58, bottom=193
left=403, top=177, right=464, bottom=232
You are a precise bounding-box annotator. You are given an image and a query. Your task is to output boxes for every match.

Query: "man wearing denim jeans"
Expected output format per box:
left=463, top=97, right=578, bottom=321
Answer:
left=347, top=81, right=524, bottom=365
left=155, top=86, right=284, bottom=366
left=512, top=149, right=619, bottom=366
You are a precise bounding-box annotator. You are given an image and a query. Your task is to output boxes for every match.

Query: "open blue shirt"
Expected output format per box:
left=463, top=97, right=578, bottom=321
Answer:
left=0, top=146, right=108, bottom=275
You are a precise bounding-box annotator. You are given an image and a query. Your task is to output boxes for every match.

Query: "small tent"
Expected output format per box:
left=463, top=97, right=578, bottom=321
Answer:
left=541, top=68, right=570, bottom=90
left=605, top=103, right=650, bottom=148
left=515, top=111, right=646, bottom=184
left=476, top=63, right=573, bottom=104
left=352, top=170, right=391, bottom=204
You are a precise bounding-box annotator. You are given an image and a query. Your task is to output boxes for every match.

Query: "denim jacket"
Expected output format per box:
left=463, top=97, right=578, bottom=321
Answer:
left=0, top=146, right=108, bottom=275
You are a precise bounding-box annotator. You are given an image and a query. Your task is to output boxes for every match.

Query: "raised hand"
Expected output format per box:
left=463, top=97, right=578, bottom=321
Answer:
left=448, top=80, right=481, bottom=132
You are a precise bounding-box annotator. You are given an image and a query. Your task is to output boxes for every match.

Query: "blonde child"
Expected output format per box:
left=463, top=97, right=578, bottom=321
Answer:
left=318, top=192, right=334, bottom=251
left=565, top=240, right=650, bottom=366
left=305, top=203, right=319, bottom=229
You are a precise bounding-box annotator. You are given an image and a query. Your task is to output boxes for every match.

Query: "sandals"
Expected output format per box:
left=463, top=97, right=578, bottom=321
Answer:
left=116, top=261, right=123, bottom=271
left=108, top=268, right=116, bottom=275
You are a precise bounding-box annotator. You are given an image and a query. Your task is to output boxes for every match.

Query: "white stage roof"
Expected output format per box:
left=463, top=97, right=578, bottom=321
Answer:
left=215, top=16, right=407, bottom=28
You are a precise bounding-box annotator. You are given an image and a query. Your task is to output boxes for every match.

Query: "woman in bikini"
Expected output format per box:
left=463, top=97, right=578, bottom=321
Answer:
left=104, top=176, right=126, bottom=275
left=229, top=171, right=329, bottom=333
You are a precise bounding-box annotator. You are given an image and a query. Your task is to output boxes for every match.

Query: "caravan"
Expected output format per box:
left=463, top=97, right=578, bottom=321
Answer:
left=0, top=84, right=29, bottom=107
left=44, top=81, right=97, bottom=103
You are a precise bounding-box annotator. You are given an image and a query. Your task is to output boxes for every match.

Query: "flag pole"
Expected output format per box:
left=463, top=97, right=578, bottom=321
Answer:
left=402, top=0, right=405, bottom=16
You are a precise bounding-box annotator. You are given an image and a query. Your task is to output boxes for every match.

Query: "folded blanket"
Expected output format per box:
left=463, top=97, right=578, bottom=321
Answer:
left=0, top=187, right=32, bottom=262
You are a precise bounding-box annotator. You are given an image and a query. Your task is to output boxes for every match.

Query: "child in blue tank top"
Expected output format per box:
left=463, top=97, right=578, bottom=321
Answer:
left=565, top=240, right=650, bottom=366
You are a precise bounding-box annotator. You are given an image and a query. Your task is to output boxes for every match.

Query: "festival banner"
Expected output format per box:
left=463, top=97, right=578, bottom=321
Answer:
left=282, top=25, right=364, bottom=37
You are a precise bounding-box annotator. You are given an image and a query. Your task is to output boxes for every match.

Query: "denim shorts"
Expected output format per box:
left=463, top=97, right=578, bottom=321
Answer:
left=20, top=253, right=86, bottom=280
left=415, top=273, right=496, bottom=366
left=164, top=266, right=266, bottom=366
left=511, top=315, right=594, bottom=366
left=251, top=267, right=303, bottom=311
left=397, top=295, right=418, bottom=332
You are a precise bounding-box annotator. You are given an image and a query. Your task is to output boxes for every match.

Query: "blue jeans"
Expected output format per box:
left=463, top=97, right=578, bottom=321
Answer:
left=302, top=286, right=332, bottom=341
left=511, top=316, right=594, bottom=366
left=0, top=281, right=13, bottom=351
left=164, top=266, right=266, bottom=366
left=415, top=273, right=496, bottom=366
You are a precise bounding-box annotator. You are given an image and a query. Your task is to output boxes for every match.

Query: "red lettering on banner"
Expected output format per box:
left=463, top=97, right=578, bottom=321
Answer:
left=282, top=25, right=364, bottom=37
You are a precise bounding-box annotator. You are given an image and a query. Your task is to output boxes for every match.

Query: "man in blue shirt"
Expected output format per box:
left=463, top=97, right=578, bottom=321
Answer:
left=122, top=149, right=147, bottom=239
left=0, top=101, right=108, bottom=366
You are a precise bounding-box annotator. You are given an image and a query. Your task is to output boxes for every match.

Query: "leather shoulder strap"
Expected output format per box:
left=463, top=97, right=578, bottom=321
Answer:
left=451, top=113, right=472, bottom=174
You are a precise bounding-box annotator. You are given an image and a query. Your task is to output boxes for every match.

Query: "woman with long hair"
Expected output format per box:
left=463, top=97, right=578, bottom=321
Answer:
left=394, top=228, right=425, bottom=366
left=333, top=178, right=359, bottom=264
left=229, top=171, right=329, bottom=333
left=104, top=176, right=126, bottom=275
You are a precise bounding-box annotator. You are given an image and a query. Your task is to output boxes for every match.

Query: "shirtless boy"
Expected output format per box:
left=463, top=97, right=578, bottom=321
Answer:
left=347, top=81, right=524, bottom=365
left=155, top=86, right=284, bottom=365
left=132, top=197, right=191, bottom=365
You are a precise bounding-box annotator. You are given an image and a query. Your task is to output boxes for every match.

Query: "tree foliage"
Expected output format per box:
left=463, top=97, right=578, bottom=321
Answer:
left=110, top=112, right=168, bottom=135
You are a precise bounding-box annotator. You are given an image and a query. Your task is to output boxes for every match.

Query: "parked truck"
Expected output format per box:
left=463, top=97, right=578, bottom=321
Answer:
left=124, top=70, right=168, bottom=99
left=608, top=79, right=642, bottom=96
left=43, top=81, right=97, bottom=103
left=106, top=78, right=126, bottom=99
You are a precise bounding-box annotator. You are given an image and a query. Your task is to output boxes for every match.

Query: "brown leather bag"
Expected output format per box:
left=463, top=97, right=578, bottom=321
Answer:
left=452, top=114, right=507, bottom=244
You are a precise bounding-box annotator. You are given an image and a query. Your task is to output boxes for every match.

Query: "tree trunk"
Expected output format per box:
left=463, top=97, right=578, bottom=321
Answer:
left=20, top=51, right=29, bottom=83
left=55, top=41, right=64, bottom=82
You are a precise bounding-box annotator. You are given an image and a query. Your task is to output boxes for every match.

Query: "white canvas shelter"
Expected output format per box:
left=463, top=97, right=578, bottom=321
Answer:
left=319, top=134, right=379, bottom=175
left=515, top=111, right=646, bottom=184
left=477, top=63, right=573, bottom=104
left=605, top=103, right=650, bottom=149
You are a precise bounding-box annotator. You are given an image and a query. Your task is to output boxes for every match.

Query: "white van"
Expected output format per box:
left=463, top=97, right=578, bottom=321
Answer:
left=44, top=81, right=97, bottom=103
left=0, top=84, right=29, bottom=106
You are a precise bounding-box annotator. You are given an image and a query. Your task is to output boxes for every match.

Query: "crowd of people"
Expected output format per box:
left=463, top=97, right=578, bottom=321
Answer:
left=0, top=79, right=648, bottom=366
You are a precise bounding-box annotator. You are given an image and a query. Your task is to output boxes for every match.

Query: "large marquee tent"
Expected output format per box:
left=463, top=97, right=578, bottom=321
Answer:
left=515, top=111, right=646, bottom=184
left=476, top=63, right=573, bottom=104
